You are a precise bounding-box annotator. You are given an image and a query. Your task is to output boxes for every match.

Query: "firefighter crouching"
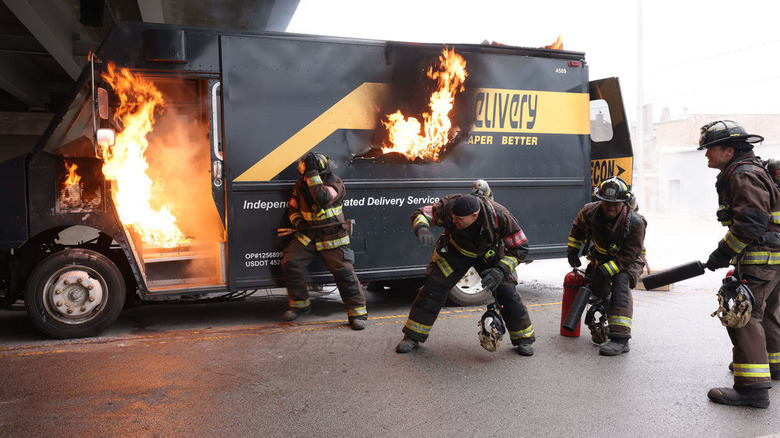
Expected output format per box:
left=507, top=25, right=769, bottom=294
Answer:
left=396, top=193, right=536, bottom=355
left=280, top=152, right=368, bottom=330
left=697, top=120, right=780, bottom=408
left=567, top=177, right=646, bottom=356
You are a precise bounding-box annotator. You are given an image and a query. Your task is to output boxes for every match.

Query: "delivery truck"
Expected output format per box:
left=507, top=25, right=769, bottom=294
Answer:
left=0, top=22, right=633, bottom=338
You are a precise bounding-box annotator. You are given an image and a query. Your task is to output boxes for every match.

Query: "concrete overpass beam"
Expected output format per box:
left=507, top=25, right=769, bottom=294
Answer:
left=2, top=0, right=83, bottom=80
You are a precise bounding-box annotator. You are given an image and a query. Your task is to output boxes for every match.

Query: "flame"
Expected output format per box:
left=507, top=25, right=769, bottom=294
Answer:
left=100, top=63, right=187, bottom=248
left=64, top=162, right=81, bottom=186
left=382, top=48, right=467, bottom=161
left=543, top=35, right=563, bottom=50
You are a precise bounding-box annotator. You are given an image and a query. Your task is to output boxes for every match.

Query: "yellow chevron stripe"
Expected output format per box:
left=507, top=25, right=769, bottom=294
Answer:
left=235, top=82, right=390, bottom=182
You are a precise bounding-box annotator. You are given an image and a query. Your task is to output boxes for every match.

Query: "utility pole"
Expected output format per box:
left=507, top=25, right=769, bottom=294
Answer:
left=634, top=0, right=646, bottom=208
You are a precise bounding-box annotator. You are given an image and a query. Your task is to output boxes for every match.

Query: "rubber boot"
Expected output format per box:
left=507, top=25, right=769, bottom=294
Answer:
left=599, top=338, right=630, bottom=356
left=282, top=306, right=310, bottom=321
left=707, top=387, right=769, bottom=409
left=396, top=335, right=419, bottom=353
left=516, top=343, right=534, bottom=356
left=350, top=318, right=366, bottom=331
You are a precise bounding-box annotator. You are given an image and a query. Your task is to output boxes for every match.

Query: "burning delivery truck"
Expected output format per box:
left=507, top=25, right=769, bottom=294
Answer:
left=0, top=22, right=633, bottom=338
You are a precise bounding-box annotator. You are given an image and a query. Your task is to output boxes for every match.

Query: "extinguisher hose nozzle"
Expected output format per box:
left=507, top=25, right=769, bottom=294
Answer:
left=562, top=285, right=591, bottom=332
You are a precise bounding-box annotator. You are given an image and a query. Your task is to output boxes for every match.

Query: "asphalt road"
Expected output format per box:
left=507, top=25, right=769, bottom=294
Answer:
left=1, top=215, right=779, bottom=437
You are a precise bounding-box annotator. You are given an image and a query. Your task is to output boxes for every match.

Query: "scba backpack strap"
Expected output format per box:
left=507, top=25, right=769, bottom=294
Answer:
left=584, top=201, right=635, bottom=252
left=721, top=158, right=780, bottom=237
left=726, top=158, right=780, bottom=192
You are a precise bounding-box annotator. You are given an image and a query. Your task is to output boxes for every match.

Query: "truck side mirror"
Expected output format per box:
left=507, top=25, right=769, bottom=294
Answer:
left=98, top=87, right=109, bottom=120
left=97, top=128, right=115, bottom=147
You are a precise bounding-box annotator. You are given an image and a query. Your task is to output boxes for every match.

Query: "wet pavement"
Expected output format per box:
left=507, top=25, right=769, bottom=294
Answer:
left=1, top=214, right=779, bottom=437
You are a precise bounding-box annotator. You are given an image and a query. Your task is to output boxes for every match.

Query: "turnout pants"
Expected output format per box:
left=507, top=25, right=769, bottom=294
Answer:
left=402, top=254, right=534, bottom=345
left=728, top=264, right=780, bottom=390
left=281, top=238, right=367, bottom=320
left=590, top=271, right=633, bottom=339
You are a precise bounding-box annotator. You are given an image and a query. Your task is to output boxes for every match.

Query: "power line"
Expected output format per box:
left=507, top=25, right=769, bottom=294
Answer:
left=649, top=74, right=780, bottom=102
left=649, top=39, right=780, bottom=72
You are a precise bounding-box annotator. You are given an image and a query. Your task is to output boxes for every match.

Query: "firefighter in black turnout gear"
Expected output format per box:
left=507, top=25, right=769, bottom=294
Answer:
left=567, top=177, right=646, bottom=356
left=697, top=120, right=780, bottom=409
left=281, top=153, right=368, bottom=330
left=396, top=193, right=535, bottom=355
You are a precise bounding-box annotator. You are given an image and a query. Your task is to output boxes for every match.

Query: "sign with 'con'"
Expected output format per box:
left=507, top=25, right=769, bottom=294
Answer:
left=591, top=157, right=633, bottom=187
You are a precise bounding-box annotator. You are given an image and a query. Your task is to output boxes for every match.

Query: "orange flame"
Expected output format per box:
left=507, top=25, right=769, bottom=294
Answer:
left=64, top=162, right=81, bottom=186
left=382, top=48, right=467, bottom=161
left=100, top=63, right=187, bottom=248
left=543, top=35, right=563, bottom=50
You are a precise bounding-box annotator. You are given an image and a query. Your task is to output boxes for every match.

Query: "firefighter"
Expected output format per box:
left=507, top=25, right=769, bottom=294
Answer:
left=697, top=120, right=780, bottom=409
left=567, top=176, right=646, bottom=356
left=280, top=152, right=368, bottom=330
left=396, top=193, right=535, bottom=355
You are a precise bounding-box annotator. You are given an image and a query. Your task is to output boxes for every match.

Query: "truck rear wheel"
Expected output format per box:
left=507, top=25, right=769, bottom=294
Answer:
left=448, top=267, right=492, bottom=306
left=24, top=249, right=125, bottom=339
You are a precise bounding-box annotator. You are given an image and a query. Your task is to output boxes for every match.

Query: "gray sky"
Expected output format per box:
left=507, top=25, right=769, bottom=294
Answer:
left=287, top=0, right=780, bottom=123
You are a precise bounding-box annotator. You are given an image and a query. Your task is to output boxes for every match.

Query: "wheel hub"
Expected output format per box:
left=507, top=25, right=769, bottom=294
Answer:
left=456, top=267, right=485, bottom=295
left=51, top=270, right=104, bottom=318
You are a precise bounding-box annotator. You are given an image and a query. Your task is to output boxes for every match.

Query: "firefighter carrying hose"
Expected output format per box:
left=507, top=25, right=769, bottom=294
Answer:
left=280, top=152, right=368, bottom=330
left=697, top=120, right=780, bottom=408
left=567, top=177, right=646, bottom=356
left=396, top=192, right=535, bottom=355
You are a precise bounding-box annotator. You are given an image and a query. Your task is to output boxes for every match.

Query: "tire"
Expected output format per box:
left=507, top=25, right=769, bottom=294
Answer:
left=24, top=249, right=126, bottom=339
left=448, top=267, right=492, bottom=306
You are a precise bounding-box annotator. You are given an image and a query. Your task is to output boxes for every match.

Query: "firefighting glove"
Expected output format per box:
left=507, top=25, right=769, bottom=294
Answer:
left=480, top=267, right=506, bottom=293
left=415, top=227, right=435, bottom=246
left=567, top=250, right=581, bottom=268
left=706, top=247, right=732, bottom=271
left=303, top=153, right=320, bottom=173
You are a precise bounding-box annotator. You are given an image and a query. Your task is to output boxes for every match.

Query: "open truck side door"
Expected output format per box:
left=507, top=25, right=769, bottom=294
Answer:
left=90, top=53, right=228, bottom=297
left=589, top=77, right=633, bottom=189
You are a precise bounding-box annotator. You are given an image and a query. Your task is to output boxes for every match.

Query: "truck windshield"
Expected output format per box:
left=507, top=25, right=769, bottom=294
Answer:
left=41, top=79, right=94, bottom=157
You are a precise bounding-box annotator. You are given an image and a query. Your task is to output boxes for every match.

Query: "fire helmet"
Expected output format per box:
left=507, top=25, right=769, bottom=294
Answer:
left=594, top=177, right=631, bottom=202
left=711, top=274, right=754, bottom=328
left=471, top=179, right=493, bottom=200
left=478, top=302, right=505, bottom=352
left=698, top=120, right=764, bottom=151
left=297, top=152, right=337, bottom=175
left=585, top=302, right=608, bottom=345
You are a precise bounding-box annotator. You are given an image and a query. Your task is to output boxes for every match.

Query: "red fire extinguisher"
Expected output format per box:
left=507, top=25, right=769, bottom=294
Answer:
left=561, top=268, right=584, bottom=337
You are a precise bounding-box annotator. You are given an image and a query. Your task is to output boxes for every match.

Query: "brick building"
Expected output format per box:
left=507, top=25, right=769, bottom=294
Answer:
left=636, top=114, right=780, bottom=216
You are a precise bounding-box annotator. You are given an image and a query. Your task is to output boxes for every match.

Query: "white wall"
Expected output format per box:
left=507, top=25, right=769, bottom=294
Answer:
left=657, top=142, right=780, bottom=217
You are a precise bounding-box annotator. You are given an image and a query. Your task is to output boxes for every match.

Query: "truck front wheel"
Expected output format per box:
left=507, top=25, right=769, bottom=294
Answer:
left=24, top=249, right=126, bottom=339
left=448, top=267, right=492, bottom=306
